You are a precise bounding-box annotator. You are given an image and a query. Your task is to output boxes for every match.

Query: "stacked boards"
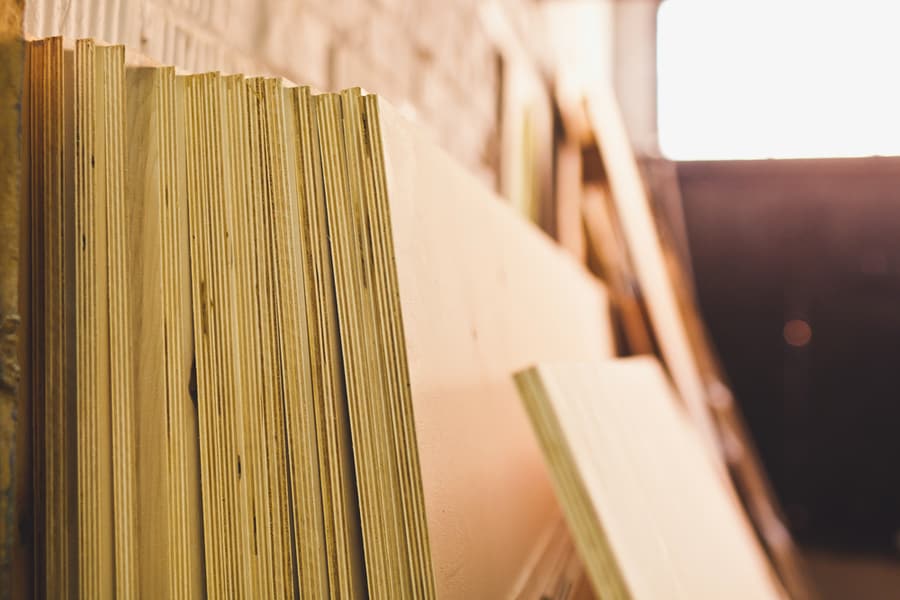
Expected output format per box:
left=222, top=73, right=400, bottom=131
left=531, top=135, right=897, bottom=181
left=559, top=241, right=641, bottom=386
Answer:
left=24, top=36, right=74, bottom=599
left=515, top=358, right=784, bottom=600
left=321, top=91, right=614, bottom=597
left=23, top=36, right=615, bottom=598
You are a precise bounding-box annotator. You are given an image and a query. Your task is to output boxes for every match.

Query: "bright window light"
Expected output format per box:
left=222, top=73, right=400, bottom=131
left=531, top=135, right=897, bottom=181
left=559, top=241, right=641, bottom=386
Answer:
left=657, top=0, right=900, bottom=160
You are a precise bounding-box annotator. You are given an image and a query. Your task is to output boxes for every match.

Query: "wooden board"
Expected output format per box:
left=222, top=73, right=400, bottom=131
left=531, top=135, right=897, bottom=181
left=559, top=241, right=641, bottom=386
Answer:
left=182, top=71, right=251, bottom=598
left=289, top=87, right=365, bottom=600
left=74, top=38, right=117, bottom=599
left=124, top=64, right=203, bottom=599
left=583, top=85, right=718, bottom=453
left=583, top=82, right=815, bottom=599
left=242, top=76, right=293, bottom=598
left=326, top=92, right=614, bottom=598
left=515, top=357, right=784, bottom=600
left=317, top=90, right=406, bottom=597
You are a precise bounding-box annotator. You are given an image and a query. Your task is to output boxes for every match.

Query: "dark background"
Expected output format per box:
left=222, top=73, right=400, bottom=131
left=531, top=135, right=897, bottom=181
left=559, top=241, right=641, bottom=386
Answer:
left=678, top=157, right=900, bottom=557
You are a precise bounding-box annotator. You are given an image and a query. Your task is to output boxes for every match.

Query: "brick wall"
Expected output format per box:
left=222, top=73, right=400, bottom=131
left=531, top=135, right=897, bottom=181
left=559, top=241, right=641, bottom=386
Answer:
left=26, top=0, right=499, bottom=183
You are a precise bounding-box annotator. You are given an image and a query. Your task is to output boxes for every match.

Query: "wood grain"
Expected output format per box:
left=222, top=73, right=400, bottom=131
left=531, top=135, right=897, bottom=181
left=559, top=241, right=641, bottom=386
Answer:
left=74, top=38, right=115, bottom=599
left=125, top=64, right=203, bottom=599
left=182, top=71, right=250, bottom=598
left=289, top=87, right=365, bottom=600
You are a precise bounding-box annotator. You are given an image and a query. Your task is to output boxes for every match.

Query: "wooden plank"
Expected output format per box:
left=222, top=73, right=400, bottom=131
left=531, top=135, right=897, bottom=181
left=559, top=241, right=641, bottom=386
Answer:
left=581, top=183, right=655, bottom=356
left=584, top=84, right=718, bottom=454
left=171, top=75, right=206, bottom=600
left=99, top=42, right=140, bottom=600
left=225, top=72, right=276, bottom=599
left=332, top=94, right=613, bottom=598
left=74, top=38, right=115, bottom=599
left=317, top=91, right=397, bottom=597
left=583, top=82, right=815, bottom=600
left=182, top=71, right=250, bottom=598
left=275, top=83, right=329, bottom=599
left=289, top=87, right=365, bottom=600
left=124, top=64, right=203, bottom=599
left=243, top=76, right=293, bottom=598
left=515, top=357, right=784, bottom=600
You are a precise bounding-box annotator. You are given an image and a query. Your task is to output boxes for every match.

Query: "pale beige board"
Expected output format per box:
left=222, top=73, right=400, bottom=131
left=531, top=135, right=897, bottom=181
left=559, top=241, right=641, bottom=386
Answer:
left=74, top=38, right=114, bottom=599
left=123, top=64, right=167, bottom=598
left=99, top=42, right=141, bottom=600
left=124, top=64, right=203, bottom=599
left=582, top=84, right=719, bottom=457
left=291, top=88, right=365, bottom=600
left=317, top=92, right=393, bottom=597
left=515, top=357, right=784, bottom=600
left=225, top=72, right=278, bottom=599
left=182, top=71, right=251, bottom=598
left=275, top=84, right=330, bottom=598
left=336, top=89, right=421, bottom=599
left=213, top=73, right=252, bottom=599
left=346, top=95, right=614, bottom=598
left=243, top=76, right=293, bottom=598
left=170, top=73, right=206, bottom=600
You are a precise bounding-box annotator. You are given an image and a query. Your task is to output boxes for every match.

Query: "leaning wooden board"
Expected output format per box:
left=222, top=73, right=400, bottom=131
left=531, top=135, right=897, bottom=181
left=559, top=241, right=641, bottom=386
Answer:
left=354, top=95, right=614, bottom=598
left=515, top=357, right=785, bottom=600
left=583, top=81, right=815, bottom=600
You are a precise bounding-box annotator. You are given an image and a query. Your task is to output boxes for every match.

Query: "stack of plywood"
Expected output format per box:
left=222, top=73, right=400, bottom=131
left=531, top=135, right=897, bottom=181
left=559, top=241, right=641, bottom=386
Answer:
left=21, top=36, right=614, bottom=598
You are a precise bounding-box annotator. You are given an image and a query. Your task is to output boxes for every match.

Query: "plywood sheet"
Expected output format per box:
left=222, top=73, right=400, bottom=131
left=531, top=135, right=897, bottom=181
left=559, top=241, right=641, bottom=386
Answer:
left=515, top=357, right=784, bottom=600
left=357, top=96, right=614, bottom=598
left=125, top=64, right=203, bottom=599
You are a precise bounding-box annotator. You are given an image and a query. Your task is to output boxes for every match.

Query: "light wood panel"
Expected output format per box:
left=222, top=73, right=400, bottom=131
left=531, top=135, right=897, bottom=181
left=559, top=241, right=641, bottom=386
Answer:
left=125, top=64, right=203, bottom=599
left=182, top=71, right=251, bottom=599
left=329, top=94, right=614, bottom=598
left=19, top=35, right=627, bottom=597
left=583, top=85, right=718, bottom=454
left=243, top=76, right=293, bottom=599
left=74, top=38, right=116, bottom=599
left=317, top=90, right=403, bottom=598
left=288, top=87, right=365, bottom=600
left=515, top=357, right=784, bottom=600
left=583, top=82, right=815, bottom=599
left=276, top=83, right=332, bottom=599
left=100, top=41, right=140, bottom=600
left=224, top=72, right=278, bottom=598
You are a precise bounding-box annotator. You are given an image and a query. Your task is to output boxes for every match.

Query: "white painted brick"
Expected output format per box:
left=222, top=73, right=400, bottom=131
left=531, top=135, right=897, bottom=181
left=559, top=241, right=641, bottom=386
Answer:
left=261, top=8, right=331, bottom=89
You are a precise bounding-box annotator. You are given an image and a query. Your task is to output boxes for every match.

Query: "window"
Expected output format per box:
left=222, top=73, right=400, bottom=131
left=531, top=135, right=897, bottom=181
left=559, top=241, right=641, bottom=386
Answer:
left=657, top=0, right=900, bottom=160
